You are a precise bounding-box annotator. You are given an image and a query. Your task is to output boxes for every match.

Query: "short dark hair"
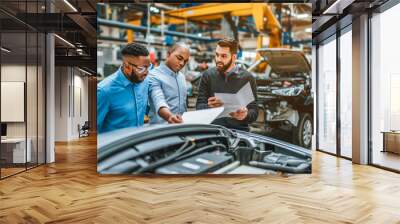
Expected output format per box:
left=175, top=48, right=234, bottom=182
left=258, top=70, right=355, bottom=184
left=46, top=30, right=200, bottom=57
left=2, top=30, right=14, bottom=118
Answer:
left=217, top=38, right=238, bottom=55
left=121, top=42, right=149, bottom=57
left=168, top=42, right=190, bottom=54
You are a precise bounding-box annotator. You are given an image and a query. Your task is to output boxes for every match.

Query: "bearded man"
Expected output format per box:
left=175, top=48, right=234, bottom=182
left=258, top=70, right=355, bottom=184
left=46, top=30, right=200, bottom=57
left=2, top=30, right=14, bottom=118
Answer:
left=195, top=38, right=258, bottom=131
left=97, top=42, right=150, bottom=133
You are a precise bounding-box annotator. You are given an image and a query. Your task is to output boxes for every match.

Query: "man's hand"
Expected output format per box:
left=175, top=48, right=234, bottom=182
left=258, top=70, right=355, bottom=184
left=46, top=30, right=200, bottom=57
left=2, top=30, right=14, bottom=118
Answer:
left=159, top=107, right=182, bottom=124
left=208, top=96, right=224, bottom=108
left=229, top=107, right=248, bottom=121
left=167, top=114, right=183, bottom=124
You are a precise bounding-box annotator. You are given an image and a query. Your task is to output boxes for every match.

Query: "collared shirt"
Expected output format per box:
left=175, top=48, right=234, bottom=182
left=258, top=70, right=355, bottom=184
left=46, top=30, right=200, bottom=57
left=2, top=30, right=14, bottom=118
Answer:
left=148, top=63, right=187, bottom=124
left=225, top=65, right=240, bottom=79
left=97, top=68, right=149, bottom=133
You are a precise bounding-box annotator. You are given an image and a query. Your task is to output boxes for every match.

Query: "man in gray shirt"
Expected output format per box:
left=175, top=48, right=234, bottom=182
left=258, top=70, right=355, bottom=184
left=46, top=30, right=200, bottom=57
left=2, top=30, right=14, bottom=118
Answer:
left=149, top=43, right=190, bottom=124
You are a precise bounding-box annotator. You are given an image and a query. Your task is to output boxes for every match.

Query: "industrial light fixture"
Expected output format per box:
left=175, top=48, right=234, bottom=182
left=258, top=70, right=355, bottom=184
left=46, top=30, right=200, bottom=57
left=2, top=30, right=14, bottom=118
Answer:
left=1, top=47, right=11, bottom=53
left=78, top=67, right=92, bottom=76
left=63, top=0, right=78, bottom=12
left=54, top=34, right=75, bottom=48
left=149, top=6, right=160, bottom=14
left=296, top=14, right=310, bottom=19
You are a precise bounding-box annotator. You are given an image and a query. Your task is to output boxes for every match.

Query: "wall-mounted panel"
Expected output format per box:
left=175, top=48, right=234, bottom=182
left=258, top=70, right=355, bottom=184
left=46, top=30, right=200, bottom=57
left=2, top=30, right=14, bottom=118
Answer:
left=1, top=82, right=25, bottom=122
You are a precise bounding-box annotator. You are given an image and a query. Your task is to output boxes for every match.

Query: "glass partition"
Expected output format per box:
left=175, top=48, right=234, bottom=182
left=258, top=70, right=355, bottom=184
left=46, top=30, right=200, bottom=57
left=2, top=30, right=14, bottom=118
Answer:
left=0, top=26, right=28, bottom=178
left=317, top=36, right=337, bottom=154
left=370, top=3, right=400, bottom=171
left=339, top=28, right=352, bottom=158
left=0, top=0, right=46, bottom=179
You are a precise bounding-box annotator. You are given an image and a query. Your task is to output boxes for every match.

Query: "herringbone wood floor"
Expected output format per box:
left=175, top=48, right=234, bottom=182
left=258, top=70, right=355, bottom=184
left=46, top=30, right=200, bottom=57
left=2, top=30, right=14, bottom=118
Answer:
left=1, top=135, right=400, bottom=224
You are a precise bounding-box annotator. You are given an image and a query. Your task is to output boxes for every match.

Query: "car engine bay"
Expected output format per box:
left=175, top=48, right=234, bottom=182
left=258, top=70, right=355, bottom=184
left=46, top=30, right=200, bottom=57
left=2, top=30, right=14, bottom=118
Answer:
left=98, top=124, right=311, bottom=175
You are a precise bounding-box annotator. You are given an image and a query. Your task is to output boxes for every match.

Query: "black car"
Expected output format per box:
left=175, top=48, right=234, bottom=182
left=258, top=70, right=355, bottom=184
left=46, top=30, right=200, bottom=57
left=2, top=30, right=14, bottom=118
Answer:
left=248, top=48, right=313, bottom=149
left=97, top=124, right=311, bottom=175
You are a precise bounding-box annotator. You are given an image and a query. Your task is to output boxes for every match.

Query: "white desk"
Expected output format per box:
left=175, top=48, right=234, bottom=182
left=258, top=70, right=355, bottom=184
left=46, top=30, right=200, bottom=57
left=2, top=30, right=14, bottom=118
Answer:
left=1, top=138, right=31, bottom=163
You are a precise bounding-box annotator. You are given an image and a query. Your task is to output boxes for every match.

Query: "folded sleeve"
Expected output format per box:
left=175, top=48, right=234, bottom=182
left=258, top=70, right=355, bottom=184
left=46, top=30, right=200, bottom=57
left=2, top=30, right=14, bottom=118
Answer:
left=149, top=74, right=169, bottom=114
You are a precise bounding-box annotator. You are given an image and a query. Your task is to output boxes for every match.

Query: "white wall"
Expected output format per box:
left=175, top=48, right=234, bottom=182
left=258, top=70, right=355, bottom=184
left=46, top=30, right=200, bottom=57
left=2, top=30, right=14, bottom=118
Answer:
left=55, top=67, right=69, bottom=141
left=1, top=65, right=25, bottom=132
left=1, top=64, right=46, bottom=164
left=1, top=65, right=35, bottom=138
left=71, top=72, right=89, bottom=138
left=54, top=67, right=89, bottom=141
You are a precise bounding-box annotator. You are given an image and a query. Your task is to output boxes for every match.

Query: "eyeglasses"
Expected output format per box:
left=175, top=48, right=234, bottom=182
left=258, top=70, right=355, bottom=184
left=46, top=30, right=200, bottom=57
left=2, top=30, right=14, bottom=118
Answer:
left=125, top=61, right=149, bottom=74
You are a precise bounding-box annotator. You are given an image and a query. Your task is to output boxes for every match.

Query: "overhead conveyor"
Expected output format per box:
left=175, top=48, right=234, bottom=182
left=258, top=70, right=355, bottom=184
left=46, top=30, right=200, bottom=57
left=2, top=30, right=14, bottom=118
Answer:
left=97, top=18, right=219, bottom=42
left=128, top=3, right=282, bottom=49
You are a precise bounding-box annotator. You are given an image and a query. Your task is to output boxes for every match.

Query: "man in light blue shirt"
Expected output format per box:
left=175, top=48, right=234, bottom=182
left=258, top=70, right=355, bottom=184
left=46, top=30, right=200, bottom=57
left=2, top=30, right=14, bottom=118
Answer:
left=149, top=43, right=190, bottom=124
left=97, top=43, right=151, bottom=133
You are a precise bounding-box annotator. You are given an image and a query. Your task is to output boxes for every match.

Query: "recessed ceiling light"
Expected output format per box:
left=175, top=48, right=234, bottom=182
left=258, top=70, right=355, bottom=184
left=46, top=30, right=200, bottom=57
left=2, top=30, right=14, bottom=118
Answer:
left=63, top=0, right=78, bottom=12
left=78, top=67, right=92, bottom=76
left=54, top=34, right=75, bottom=48
left=323, top=0, right=353, bottom=15
left=1, top=47, right=11, bottom=53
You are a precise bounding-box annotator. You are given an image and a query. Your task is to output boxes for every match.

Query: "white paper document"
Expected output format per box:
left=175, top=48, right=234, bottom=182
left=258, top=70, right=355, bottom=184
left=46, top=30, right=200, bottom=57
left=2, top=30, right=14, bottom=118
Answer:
left=215, top=82, right=255, bottom=118
left=182, top=107, right=224, bottom=124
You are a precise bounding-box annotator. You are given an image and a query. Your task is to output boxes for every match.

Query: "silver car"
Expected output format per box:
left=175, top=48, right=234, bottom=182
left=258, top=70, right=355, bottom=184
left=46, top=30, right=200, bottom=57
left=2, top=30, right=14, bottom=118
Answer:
left=248, top=48, right=313, bottom=149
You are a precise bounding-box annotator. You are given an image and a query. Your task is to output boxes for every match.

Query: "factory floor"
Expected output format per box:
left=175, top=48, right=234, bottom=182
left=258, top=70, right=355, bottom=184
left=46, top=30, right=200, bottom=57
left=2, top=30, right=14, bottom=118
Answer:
left=0, top=135, right=400, bottom=223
